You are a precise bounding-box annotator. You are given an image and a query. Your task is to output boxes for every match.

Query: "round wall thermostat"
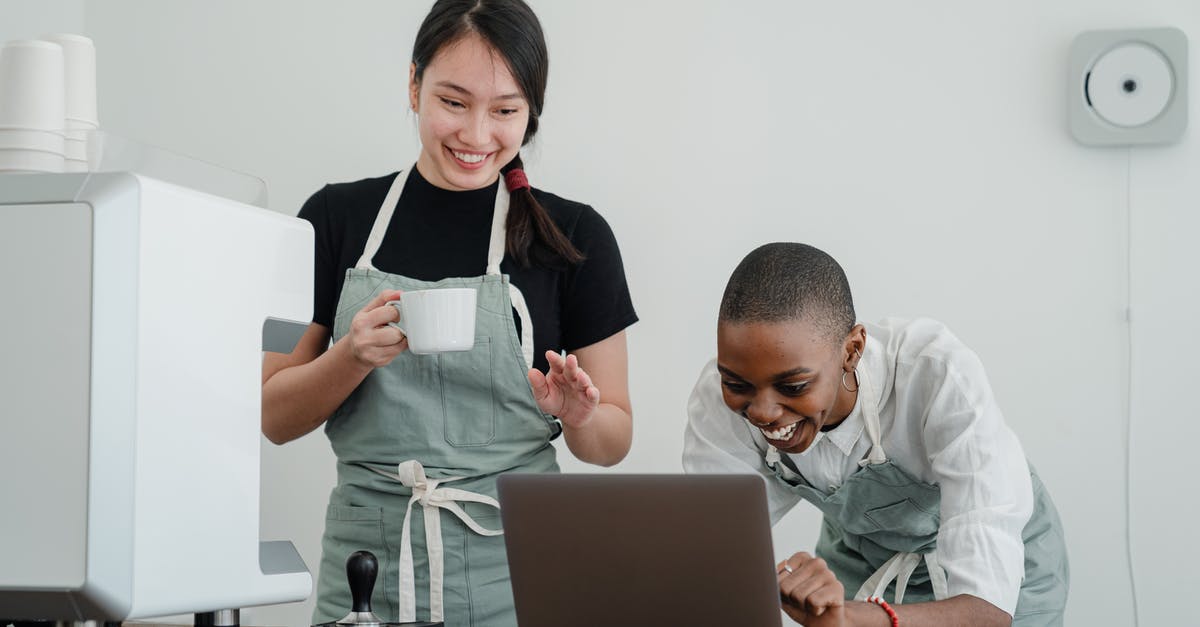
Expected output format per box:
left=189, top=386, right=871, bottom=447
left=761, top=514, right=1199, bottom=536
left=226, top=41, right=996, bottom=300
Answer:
left=1069, top=28, right=1188, bottom=146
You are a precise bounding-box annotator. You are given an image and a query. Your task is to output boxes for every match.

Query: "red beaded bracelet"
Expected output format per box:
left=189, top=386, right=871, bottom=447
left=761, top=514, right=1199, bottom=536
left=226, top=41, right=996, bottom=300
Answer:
left=865, top=596, right=899, bottom=627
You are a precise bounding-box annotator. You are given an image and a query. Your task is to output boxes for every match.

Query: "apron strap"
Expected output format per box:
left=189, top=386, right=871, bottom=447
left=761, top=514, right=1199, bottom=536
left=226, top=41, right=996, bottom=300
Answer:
left=486, top=184, right=536, bottom=368
left=368, top=460, right=503, bottom=623
left=509, top=283, right=535, bottom=370
left=765, top=445, right=808, bottom=484
left=853, top=550, right=949, bottom=605
left=853, top=551, right=922, bottom=604
left=483, top=183, right=536, bottom=369
left=356, top=171, right=408, bottom=271
left=855, top=353, right=889, bottom=467
left=485, top=183, right=510, bottom=276
left=893, top=553, right=919, bottom=604
left=924, top=550, right=950, bottom=600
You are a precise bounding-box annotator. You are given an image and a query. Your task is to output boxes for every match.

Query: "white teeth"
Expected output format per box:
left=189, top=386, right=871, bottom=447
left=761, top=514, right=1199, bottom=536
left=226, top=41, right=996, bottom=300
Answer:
left=762, top=422, right=798, bottom=441
left=452, top=150, right=486, bottom=164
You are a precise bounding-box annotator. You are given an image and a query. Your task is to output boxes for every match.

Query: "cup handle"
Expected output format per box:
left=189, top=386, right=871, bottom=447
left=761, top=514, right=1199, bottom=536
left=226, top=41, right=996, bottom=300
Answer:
left=386, top=300, right=406, bottom=336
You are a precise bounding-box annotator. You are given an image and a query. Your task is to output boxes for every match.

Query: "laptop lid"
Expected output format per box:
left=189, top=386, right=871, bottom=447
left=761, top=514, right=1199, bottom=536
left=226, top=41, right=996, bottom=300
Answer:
left=497, top=473, right=783, bottom=627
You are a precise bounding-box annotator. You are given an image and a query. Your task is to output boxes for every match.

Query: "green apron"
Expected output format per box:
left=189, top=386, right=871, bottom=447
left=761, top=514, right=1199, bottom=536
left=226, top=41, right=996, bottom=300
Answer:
left=312, top=169, right=560, bottom=626
left=765, top=358, right=1069, bottom=625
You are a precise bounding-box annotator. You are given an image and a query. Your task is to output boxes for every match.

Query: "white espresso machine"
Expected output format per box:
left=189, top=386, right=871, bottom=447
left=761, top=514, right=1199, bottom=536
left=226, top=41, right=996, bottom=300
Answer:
left=0, top=168, right=314, bottom=623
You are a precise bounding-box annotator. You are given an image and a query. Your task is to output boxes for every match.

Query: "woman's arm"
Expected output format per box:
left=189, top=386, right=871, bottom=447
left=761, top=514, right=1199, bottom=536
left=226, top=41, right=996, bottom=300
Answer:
left=777, top=553, right=1010, bottom=627
left=527, top=331, right=632, bottom=466
left=920, top=348, right=1034, bottom=620
left=880, top=321, right=1033, bottom=624
left=262, top=290, right=406, bottom=444
left=844, top=594, right=1010, bottom=627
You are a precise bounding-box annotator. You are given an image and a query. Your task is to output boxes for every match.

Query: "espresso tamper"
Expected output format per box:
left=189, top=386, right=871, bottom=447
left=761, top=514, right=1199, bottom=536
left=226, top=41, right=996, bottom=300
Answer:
left=337, top=551, right=385, bottom=626
left=312, top=550, right=440, bottom=627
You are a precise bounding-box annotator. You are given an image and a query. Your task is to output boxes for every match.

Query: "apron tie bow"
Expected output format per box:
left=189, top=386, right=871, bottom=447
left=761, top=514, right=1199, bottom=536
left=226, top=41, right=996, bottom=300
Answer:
left=397, top=460, right=439, bottom=504
left=372, top=460, right=504, bottom=622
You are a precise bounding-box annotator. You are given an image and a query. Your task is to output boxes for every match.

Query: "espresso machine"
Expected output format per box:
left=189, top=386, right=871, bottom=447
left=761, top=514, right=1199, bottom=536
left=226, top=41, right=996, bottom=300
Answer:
left=0, top=169, right=313, bottom=623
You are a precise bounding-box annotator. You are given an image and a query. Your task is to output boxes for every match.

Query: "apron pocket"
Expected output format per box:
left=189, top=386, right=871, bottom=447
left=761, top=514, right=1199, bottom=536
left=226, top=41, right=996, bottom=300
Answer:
left=441, top=337, right=496, bottom=447
left=863, top=498, right=940, bottom=536
left=318, top=504, right=389, bottom=622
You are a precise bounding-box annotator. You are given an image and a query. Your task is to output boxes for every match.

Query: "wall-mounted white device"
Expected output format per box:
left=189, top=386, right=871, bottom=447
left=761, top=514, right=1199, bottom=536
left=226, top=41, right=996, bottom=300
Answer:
left=1069, top=27, right=1188, bottom=146
left=0, top=172, right=314, bottom=621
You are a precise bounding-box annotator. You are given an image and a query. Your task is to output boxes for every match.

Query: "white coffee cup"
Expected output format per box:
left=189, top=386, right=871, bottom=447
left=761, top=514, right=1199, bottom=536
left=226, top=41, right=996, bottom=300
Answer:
left=387, top=288, right=477, bottom=354
left=40, top=34, right=97, bottom=127
left=0, top=40, right=65, bottom=132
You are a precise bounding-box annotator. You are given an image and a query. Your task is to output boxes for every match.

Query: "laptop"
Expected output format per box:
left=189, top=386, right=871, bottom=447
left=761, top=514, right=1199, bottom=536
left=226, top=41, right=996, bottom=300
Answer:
left=497, top=473, right=783, bottom=627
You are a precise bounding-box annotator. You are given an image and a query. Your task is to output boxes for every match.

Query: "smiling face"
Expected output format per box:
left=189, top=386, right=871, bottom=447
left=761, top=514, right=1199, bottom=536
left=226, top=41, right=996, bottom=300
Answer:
left=410, top=33, right=530, bottom=191
left=717, top=319, right=865, bottom=454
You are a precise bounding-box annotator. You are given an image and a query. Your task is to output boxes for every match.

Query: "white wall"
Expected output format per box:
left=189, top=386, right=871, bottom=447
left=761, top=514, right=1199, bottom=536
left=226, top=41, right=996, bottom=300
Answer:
left=0, top=1, right=84, bottom=52
left=1128, top=127, right=1199, bottom=622
left=6, top=0, right=1196, bottom=625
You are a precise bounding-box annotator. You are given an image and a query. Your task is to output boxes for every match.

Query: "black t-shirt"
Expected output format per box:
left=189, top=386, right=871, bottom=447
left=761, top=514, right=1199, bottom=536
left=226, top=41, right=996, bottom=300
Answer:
left=298, top=168, right=638, bottom=372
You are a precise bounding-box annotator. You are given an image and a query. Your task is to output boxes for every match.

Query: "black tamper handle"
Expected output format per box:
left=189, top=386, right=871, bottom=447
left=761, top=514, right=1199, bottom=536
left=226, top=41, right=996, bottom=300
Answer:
left=347, top=550, right=378, bottom=613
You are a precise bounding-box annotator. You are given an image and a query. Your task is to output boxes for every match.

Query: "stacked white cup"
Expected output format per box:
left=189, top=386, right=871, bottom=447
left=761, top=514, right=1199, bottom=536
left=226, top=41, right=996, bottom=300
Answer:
left=42, top=34, right=98, bottom=172
left=0, top=40, right=66, bottom=172
left=0, top=33, right=98, bottom=174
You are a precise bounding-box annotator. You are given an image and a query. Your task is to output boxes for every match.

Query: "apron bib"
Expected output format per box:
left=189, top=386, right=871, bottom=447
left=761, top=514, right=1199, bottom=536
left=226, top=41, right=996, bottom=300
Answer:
left=313, top=170, right=560, bottom=626
left=766, top=357, right=1069, bottom=625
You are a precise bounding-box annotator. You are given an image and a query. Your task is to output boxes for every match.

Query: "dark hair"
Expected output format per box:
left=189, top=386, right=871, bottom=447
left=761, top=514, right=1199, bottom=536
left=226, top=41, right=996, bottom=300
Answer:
left=719, top=243, right=856, bottom=344
left=412, top=0, right=583, bottom=268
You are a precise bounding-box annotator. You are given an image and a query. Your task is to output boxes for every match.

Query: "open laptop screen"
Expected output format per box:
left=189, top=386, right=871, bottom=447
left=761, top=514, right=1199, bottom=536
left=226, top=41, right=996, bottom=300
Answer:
left=497, top=473, right=783, bottom=627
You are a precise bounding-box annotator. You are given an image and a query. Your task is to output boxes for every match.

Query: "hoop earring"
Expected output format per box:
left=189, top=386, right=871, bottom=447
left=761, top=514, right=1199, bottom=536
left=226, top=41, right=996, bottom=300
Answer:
left=841, top=370, right=859, bottom=392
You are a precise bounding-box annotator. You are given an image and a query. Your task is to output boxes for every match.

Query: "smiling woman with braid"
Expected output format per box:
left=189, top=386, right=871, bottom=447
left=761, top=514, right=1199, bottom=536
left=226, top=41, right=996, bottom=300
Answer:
left=261, top=2, right=636, bottom=624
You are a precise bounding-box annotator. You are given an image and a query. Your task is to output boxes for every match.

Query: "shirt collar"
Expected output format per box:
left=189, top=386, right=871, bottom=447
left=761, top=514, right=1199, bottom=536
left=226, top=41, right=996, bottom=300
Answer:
left=820, top=400, right=865, bottom=457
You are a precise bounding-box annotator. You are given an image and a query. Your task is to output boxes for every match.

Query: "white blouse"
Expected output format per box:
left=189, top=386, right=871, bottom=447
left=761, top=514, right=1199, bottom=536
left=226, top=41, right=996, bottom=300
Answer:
left=683, top=317, right=1034, bottom=616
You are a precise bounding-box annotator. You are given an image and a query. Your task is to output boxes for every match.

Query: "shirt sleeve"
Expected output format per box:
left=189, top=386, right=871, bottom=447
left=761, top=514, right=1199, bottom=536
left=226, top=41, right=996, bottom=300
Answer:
left=917, top=340, right=1034, bottom=616
left=296, top=185, right=337, bottom=329
left=559, top=207, right=638, bottom=351
left=682, top=359, right=803, bottom=525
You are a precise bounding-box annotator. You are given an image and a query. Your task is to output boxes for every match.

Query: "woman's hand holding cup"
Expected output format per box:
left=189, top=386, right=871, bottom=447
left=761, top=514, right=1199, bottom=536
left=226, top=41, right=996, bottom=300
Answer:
left=528, top=351, right=600, bottom=428
left=347, top=290, right=408, bottom=368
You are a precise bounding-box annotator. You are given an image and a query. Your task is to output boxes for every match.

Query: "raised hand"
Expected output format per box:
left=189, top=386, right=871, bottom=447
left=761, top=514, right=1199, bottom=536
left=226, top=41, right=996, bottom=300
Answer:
left=527, top=350, right=600, bottom=428
left=777, top=552, right=845, bottom=627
